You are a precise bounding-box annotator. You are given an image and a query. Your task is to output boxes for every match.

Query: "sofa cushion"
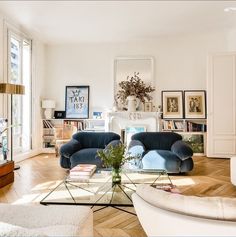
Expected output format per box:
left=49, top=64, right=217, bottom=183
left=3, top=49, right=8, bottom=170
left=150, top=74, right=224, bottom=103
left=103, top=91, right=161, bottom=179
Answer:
left=171, top=140, right=193, bottom=160
left=72, top=132, right=120, bottom=148
left=131, top=132, right=182, bottom=150
left=142, top=150, right=181, bottom=173
left=136, top=184, right=236, bottom=221
left=70, top=148, right=103, bottom=168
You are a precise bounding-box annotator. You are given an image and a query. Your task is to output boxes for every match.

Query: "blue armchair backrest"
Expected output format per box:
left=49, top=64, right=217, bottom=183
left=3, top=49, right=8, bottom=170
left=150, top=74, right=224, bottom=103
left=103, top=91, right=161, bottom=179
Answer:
left=72, top=132, right=120, bottom=148
left=131, top=132, right=182, bottom=150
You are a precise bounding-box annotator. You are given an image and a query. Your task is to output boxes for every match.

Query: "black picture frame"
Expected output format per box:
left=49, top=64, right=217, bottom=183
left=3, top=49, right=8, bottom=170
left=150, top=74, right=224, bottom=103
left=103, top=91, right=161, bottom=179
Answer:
left=161, top=90, right=184, bottom=119
left=54, top=111, right=65, bottom=119
left=65, top=86, right=89, bottom=119
left=184, top=90, right=206, bottom=119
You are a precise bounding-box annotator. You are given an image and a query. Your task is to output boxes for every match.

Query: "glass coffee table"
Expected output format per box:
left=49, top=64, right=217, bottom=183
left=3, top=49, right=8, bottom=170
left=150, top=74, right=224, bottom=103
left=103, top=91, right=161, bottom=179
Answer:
left=40, top=169, right=173, bottom=215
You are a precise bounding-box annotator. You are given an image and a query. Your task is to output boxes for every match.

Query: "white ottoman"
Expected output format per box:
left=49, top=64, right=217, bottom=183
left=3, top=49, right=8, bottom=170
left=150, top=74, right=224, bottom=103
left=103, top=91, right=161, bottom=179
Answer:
left=230, top=156, right=236, bottom=185
left=0, top=204, right=93, bottom=237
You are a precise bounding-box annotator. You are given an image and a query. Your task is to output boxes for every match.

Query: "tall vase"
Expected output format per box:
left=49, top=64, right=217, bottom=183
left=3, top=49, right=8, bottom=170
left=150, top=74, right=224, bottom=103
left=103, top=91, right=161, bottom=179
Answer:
left=126, top=96, right=139, bottom=112
left=112, top=167, right=121, bottom=186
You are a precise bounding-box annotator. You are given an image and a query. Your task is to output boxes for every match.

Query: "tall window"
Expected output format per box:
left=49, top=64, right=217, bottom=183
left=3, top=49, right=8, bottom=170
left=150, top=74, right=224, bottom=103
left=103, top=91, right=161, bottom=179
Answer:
left=8, top=30, right=32, bottom=154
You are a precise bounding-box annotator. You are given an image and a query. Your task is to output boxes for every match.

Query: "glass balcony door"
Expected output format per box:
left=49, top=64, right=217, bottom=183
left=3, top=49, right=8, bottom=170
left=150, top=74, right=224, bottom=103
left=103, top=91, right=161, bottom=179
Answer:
left=8, top=31, right=32, bottom=155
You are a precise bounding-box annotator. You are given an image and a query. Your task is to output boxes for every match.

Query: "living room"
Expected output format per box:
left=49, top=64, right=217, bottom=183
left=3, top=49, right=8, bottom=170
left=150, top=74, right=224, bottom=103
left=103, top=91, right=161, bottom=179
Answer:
left=0, top=1, right=236, bottom=236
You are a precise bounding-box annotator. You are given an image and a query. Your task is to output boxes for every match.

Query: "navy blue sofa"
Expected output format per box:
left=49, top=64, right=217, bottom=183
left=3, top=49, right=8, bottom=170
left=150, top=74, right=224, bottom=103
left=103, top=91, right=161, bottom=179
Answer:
left=59, top=132, right=121, bottom=169
left=128, top=132, right=193, bottom=173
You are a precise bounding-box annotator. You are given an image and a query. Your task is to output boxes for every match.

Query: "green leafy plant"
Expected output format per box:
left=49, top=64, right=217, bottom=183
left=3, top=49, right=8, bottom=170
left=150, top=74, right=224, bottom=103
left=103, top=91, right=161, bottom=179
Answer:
left=116, top=72, right=155, bottom=105
left=97, top=144, right=134, bottom=169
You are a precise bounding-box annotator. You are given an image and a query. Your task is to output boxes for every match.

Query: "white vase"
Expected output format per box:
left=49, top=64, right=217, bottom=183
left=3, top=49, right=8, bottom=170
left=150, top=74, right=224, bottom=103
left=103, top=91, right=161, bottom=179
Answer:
left=126, top=96, right=139, bottom=112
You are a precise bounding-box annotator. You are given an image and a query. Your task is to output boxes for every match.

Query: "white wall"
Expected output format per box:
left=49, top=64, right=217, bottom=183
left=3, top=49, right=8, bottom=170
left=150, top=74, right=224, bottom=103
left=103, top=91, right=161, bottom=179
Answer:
left=44, top=29, right=236, bottom=115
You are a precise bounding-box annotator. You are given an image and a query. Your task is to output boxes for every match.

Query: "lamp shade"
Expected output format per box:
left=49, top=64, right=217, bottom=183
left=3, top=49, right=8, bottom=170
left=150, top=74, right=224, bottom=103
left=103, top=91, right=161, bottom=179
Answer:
left=42, top=100, right=55, bottom=109
left=0, top=83, right=25, bottom=95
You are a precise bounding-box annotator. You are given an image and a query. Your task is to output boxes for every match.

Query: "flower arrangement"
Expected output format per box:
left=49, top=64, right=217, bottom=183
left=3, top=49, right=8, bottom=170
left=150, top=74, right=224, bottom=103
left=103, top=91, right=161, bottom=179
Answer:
left=116, top=72, right=155, bottom=105
left=97, top=143, right=133, bottom=169
left=97, top=143, right=135, bottom=185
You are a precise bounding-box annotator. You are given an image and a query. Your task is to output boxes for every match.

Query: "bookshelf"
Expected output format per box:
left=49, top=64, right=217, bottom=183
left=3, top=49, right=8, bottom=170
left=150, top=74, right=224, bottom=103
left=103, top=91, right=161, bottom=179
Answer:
left=42, top=118, right=105, bottom=153
left=161, top=119, right=207, bottom=156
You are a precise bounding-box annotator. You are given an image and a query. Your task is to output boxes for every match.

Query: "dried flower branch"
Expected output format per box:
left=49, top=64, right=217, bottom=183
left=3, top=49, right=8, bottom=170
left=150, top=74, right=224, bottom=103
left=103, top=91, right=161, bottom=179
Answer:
left=116, top=72, right=155, bottom=104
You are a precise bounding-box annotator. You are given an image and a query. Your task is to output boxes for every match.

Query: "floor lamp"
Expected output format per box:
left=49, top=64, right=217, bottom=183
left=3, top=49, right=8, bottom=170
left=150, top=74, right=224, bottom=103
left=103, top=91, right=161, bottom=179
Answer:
left=0, top=83, right=25, bottom=170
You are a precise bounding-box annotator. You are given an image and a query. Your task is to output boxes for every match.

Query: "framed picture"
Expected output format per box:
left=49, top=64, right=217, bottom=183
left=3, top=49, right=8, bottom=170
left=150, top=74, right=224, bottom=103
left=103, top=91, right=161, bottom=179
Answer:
left=125, top=125, right=146, bottom=145
left=54, top=111, right=65, bottom=119
left=144, top=102, right=152, bottom=112
left=65, top=86, right=89, bottom=119
left=181, top=133, right=206, bottom=156
left=184, top=90, right=206, bottom=119
left=161, top=91, right=183, bottom=119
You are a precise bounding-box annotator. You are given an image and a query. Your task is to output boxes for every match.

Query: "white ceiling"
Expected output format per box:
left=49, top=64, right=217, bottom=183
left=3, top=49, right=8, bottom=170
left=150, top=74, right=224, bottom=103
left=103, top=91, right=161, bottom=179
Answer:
left=0, top=1, right=236, bottom=44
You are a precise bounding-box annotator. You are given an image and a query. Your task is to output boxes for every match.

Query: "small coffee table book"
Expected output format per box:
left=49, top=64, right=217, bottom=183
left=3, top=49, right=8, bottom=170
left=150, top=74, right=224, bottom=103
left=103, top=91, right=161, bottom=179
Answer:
left=69, top=164, right=96, bottom=180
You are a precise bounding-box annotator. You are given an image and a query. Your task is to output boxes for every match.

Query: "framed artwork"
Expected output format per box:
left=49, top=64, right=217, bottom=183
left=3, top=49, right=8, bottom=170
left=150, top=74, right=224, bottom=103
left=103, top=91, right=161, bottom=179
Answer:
left=161, top=91, right=183, bottom=119
left=181, top=133, right=206, bottom=156
left=125, top=125, right=146, bottom=145
left=184, top=90, right=206, bottom=119
left=54, top=111, right=65, bottom=119
left=144, top=102, right=152, bottom=112
left=65, top=86, right=89, bottom=119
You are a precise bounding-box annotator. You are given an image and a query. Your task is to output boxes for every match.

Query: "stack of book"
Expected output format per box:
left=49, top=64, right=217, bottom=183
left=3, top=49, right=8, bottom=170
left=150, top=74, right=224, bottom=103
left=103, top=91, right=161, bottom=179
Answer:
left=69, top=164, right=97, bottom=180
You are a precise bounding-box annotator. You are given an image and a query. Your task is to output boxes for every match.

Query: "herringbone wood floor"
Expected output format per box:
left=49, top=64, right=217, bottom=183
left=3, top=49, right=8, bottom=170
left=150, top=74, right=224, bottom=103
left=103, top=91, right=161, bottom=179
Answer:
left=0, top=154, right=235, bottom=236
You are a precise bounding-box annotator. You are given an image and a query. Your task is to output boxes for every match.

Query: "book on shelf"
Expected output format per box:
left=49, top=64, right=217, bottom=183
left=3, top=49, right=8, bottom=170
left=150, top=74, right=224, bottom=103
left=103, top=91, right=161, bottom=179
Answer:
left=163, top=120, right=184, bottom=130
left=69, top=164, right=97, bottom=179
left=43, top=120, right=54, bottom=129
left=64, top=120, right=84, bottom=131
left=186, top=121, right=206, bottom=132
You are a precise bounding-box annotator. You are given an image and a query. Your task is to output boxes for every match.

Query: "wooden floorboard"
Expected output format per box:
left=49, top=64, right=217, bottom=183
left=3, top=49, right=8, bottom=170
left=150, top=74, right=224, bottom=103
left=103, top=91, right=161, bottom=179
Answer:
left=0, top=154, right=236, bottom=236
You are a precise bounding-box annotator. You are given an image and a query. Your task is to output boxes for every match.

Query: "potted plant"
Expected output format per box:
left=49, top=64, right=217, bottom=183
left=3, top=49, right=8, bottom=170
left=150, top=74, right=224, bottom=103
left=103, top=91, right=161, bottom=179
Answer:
left=97, top=144, right=134, bottom=185
left=116, top=72, right=155, bottom=111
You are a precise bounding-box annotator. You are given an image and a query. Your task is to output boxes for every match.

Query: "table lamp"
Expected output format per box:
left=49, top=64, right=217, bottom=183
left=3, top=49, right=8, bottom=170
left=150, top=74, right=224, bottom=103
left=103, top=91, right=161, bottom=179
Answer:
left=42, top=100, right=55, bottom=119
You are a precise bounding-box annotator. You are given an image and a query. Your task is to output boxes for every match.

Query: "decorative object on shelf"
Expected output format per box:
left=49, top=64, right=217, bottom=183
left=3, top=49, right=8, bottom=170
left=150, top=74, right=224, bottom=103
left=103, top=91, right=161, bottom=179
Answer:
left=144, top=102, right=153, bottom=112
left=93, top=112, right=103, bottom=119
left=0, top=83, right=25, bottom=170
left=184, top=90, right=206, bottom=119
left=97, top=143, right=133, bottom=185
left=116, top=72, right=155, bottom=112
left=54, top=111, right=65, bottom=119
left=65, top=86, right=89, bottom=119
left=162, top=91, right=183, bottom=119
left=42, top=100, right=55, bottom=119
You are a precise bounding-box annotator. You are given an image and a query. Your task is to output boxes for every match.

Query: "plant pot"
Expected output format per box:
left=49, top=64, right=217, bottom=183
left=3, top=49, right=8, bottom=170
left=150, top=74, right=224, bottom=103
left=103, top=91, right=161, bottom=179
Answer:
left=126, top=96, right=140, bottom=112
left=112, top=167, right=121, bottom=186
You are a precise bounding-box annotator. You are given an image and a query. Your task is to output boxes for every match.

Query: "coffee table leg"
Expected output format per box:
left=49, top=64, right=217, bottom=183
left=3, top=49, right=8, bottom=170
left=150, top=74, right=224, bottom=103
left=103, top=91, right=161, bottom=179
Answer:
left=64, top=182, right=76, bottom=203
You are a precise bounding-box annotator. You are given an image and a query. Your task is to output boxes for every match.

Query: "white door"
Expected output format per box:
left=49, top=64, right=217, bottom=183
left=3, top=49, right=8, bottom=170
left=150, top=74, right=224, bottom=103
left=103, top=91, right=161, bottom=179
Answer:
left=207, top=53, right=236, bottom=158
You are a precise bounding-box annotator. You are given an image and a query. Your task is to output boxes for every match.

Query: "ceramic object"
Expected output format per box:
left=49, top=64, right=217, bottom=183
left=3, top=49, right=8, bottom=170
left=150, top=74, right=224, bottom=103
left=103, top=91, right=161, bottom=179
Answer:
left=126, top=96, right=139, bottom=112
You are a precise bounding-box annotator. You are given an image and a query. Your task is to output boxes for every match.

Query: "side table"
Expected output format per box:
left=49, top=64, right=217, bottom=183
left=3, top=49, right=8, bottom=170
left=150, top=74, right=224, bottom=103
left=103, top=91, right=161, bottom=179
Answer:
left=0, top=161, right=14, bottom=188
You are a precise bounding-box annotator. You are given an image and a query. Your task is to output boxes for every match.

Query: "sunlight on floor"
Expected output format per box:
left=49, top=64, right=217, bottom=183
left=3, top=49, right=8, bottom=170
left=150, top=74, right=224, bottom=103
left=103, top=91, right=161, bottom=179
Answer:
left=171, top=177, right=196, bottom=186
left=31, top=180, right=62, bottom=191
left=13, top=192, right=47, bottom=204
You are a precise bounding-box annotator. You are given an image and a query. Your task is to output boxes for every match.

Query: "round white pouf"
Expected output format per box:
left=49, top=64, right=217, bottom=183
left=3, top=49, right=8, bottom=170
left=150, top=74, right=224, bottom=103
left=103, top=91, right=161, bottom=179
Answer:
left=230, top=156, right=236, bottom=185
